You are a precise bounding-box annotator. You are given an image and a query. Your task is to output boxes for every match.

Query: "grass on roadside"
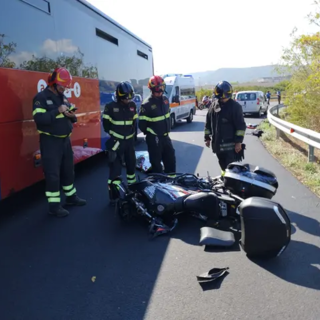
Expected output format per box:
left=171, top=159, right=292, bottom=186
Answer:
left=258, top=119, right=320, bottom=197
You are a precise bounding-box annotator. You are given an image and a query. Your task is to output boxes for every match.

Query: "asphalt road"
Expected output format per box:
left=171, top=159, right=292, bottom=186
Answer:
left=1, top=105, right=320, bottom=320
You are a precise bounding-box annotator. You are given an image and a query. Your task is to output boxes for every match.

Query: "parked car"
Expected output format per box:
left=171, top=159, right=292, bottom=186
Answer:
left=235, top=91, right=268, bottom=117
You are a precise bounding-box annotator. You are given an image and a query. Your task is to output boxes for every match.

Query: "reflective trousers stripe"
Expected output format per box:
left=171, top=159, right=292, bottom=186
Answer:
left=45, top=191, right=61, bottom=203
left=62, top=184, right=77, bottom=197
left=45, top=185, right=76, bottom=202
left=108, top=179, right=121, bottom=185
left=127, top=173, right=136, bottom=184
left=108, top=179, right=121, bottom=190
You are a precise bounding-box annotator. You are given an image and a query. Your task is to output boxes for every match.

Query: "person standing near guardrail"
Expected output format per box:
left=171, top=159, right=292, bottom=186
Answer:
left=276, top=90, right=281, bottom=104
left=204, top=81, right=246, bottom=178
left=266, top=91, right=271, bottom=105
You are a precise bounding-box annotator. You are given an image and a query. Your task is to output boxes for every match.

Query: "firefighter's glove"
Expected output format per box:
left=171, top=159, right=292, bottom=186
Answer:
left=105, top=137, right=120, bottom=151
left=105, top=137, right=120, bottom=163
left=234, top=143, right=246, bottom=162
left=107, top=150, right=117, bottom=163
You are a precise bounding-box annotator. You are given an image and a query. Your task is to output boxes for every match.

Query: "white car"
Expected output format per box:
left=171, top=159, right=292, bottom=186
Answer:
left=235, top=91, right=268, bottom=117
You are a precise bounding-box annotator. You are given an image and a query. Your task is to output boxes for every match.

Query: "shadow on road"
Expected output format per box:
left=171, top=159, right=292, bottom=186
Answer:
left=135, top=135, right=205, bottom=175
left=287, top=209, right=320, bottom=238
left=0, top=151, right=170, bottom=320
left=248, top=208, right=320, bottom=291
left=250, top=239, right=320, bottom=291
left=0, top=138, right=206, bottom=320
left=171, top=120, right=205, bottom=132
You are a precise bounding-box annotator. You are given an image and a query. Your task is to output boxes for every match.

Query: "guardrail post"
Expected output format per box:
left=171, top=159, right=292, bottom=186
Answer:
left=308, top=145, right=315, bottom=162
left=276, top=128, right=280, bottom=139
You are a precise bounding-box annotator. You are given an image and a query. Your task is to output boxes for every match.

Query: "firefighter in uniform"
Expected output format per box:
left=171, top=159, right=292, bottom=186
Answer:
left=32, top=67, right=86, bottom=217
left=103, top=81, right=137, bottom=205
left=204, top=80, right=246, bottom=177
left=138, top=75, right=176, bottom=176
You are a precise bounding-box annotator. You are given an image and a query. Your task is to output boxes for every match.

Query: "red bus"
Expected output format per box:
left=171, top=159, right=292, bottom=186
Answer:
left=0, top=0, right=154, bottom=201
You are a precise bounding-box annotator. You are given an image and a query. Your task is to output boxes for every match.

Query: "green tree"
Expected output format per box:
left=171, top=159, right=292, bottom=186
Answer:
left=0, top=33, right=98, bottom=79
left=276, top=0, right=320, bottom=130
left=0, top=34, right=16, bottom=68
left=20, top=48, right=98, bottom=79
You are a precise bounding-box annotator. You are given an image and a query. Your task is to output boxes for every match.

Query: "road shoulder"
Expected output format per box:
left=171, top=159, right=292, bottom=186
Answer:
left=258, top=119, right=320, bottom=198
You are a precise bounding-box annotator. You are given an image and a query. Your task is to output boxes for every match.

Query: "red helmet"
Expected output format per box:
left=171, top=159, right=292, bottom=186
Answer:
left=148, top=75, right=166, bottom=93
left=48, top=67, right=72, bottom=88
left=47, top=73, right=52, bottom=84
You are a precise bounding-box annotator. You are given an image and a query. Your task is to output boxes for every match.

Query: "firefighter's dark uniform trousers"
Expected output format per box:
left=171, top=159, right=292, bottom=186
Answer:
left=216, top=151, right=237, bottom=172
left=108, top=139, right=136, bottom=188
left=146, top=134, right=176, bottom=174
left=40, top=134, right=76, bottom=205
left=138, top=95, right=176, bottom=176
left=32, top=87, right=78, bottom=210
left=103, top=100, right=137, bottom=200
left=204, top=99, right=246, bottom=176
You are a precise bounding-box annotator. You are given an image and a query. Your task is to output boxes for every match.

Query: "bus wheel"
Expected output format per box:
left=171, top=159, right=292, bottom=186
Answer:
left=187, top=111, right=193, bottom=123
left=170, top=114, right=176, bottom=129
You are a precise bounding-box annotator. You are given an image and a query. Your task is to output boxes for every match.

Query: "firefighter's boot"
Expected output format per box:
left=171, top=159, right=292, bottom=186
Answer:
left=49, top=205, right=70, bottom=218
left=108, top=185, right=120, bottom=207
left=65, top=195, right=87, bottom=206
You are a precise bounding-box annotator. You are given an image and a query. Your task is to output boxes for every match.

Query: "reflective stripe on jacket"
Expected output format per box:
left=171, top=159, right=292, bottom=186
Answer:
left=32, top=87, right=76, bottom=137
left=204, top=99, right=246, bottom=153
left=102, top=101, right=137, bottom=140
left=138, top=94, right=171, bottom=136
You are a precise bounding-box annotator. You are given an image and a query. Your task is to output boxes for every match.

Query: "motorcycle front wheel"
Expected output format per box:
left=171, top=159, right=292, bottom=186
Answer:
left=116, top=199, right=136, bottom=222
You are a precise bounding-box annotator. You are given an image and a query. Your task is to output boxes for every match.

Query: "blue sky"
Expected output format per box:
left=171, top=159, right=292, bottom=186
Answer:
left=87, top=0, right=318, bottom=75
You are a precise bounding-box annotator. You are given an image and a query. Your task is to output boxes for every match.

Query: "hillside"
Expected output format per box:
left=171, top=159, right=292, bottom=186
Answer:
left=189, top=65, right=286, bottom=86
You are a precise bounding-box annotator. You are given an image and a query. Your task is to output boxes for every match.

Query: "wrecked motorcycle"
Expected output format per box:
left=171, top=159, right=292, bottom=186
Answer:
left=111, top=162, right=280, bottom=238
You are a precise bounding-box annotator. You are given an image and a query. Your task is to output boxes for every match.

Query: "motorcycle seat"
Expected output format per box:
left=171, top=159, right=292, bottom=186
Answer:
left=199, top=227, right=235, bottom=247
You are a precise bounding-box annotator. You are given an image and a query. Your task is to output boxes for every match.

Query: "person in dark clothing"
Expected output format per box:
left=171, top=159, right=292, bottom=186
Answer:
left=204, top=80, right=246, bottom=177
left=276, top=90, right=281, bottom=104
left=32, top=67, right=86, bottom=218
left=103, top=81, right=137, bottom=205
left=266, top=91, right=271, bottom=105
left=138, top=75, right=176, bottom=176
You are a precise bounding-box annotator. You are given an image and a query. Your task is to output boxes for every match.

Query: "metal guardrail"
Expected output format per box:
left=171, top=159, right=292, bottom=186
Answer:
left=267, top=104, right=320, bottom=162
